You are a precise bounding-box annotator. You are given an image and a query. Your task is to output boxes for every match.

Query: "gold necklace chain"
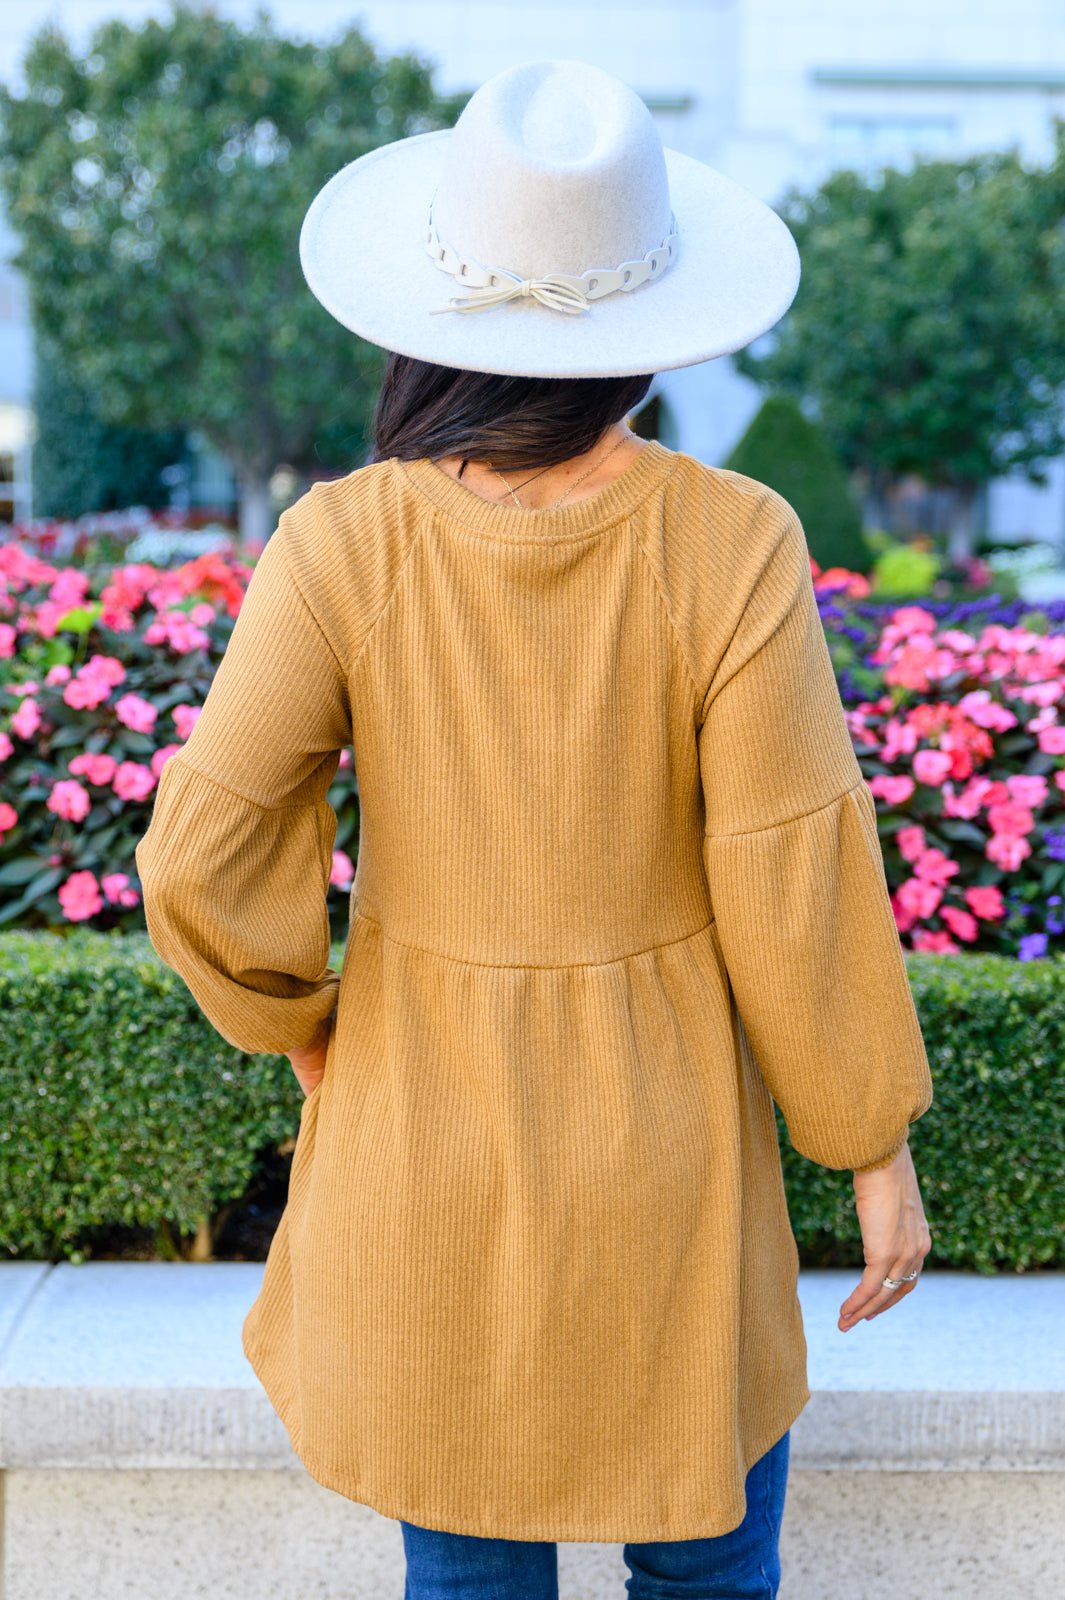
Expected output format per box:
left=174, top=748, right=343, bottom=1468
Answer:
left=490, top=433, right=627, bottom=511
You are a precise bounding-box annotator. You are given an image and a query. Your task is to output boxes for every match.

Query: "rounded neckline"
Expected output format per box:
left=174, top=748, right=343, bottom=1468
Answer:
left=393, top=437, right=677, bottom=542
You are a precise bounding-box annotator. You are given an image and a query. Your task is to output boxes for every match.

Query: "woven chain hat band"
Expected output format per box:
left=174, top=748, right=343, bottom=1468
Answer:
left=424, top=200, right=680, bottom=316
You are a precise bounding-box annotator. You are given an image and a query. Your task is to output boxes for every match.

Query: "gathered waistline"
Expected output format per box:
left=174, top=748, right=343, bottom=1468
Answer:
left=348, top=911, right=717, bottom=972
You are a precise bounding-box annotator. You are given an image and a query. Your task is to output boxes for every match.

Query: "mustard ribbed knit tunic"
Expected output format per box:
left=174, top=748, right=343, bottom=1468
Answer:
left=135, top=439, right=932, bottom=1542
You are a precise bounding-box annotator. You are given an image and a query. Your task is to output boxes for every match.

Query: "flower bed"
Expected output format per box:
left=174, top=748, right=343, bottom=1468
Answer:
left=0, top=537, right=358, bottom=934
left=3, top=535, right=1065, bottom=958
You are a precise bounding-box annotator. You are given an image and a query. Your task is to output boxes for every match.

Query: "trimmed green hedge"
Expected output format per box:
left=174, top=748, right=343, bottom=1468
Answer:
left=0, top=931, right=311, bottom=1260
left=1, top=936, right=1062, bottom=1270
left=783, top=951, right=1065, bottom=1273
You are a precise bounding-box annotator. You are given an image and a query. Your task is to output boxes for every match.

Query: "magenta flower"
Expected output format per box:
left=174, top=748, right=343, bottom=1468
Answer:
left=150, top=744, right=180, bottom=777
left=101, top=871, right=141, bottom=908
left=68, top=751, right=118, bottom=786
left=987, top=801, right=1035, bottom=837
left=913, top=847, right=960, bottom=887
left=912, top=748, right=953, bottom=786
left=112, top=762, right=156, bottom=802
left=965, top=885, right=1006, bottom=921
left=940, top=904, right=979, bottom=943
left=1038, top=725, right=1065, bottom=755
left=84, top=654, right=126, bottom=686
left=46, top=779, right=91, bottom=823
left=330, top=849, right=355, bottom=889
left=172, top=703, right=202, bottom=741
left=896, top=825, right=926, bottom=863
left=896, top=877, right=944, bottom=920
left=10, top=697, right=41, bottom=740
left=1005, top=773, right=1048, bottom=809
left=45, top=662, right=72, bottom=685
left=63, top=675, right=112, bottom=711
left=0, top=622, right=15, bottom=658
left=986, top=832, right=1031, bottom=871
left=0, top=801, right=17, bottom=836
left=0, top=731, right=12, bottom=762
left=868, top=774, right=916, bottom=805
left=58, top=869, right=104, bottom=922
left=114, top=693, right=158, bottom=734
left=911, top=928, right=960, bottom=953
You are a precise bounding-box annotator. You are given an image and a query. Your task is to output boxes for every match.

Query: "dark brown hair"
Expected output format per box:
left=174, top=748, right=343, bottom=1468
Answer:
left=371, top=352, right=654, bottom=472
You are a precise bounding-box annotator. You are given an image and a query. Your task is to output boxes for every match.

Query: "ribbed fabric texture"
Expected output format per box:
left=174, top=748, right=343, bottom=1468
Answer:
left=135, top=439, right=932, bottom=1542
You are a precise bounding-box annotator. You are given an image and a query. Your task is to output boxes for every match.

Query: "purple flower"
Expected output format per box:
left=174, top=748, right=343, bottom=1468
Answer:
left=1018, top=932, right=1049, bottom=961
left=1044, top=830, right=1065, bottom=862
left=1046, top=918, right=1064, bottom=936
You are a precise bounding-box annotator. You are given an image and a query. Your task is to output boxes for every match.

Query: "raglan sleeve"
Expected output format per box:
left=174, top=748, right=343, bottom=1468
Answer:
left=134, top=517, right=351, bottom=1055
left=697, top=497, right=933, bottom=1171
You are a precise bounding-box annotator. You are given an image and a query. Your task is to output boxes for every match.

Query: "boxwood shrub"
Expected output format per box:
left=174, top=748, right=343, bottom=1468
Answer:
left=1, top=935, right=1062, bottom=1270
left=783, top=950, right=1065, bottom=1273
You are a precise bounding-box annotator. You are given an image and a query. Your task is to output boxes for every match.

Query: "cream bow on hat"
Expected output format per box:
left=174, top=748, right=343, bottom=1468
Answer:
left=299, top=59, right=800, bottom=378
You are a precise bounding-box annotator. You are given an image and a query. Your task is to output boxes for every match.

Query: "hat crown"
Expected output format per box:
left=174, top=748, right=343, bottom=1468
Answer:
left=432, top=61, right=672, bottom=282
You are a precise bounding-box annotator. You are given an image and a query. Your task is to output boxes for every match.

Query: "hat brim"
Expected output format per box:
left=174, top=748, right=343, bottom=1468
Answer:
left=299, top=130, right=799, bottom=378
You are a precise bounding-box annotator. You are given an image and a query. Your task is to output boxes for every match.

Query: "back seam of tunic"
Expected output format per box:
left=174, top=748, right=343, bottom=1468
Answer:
left=629, top=523, right=704, bottom=708
left=351, top=908, right=717, bottom=971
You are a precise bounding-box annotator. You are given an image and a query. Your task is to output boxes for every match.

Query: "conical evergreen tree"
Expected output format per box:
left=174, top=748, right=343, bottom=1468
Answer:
left=724, top=395, right=871, bottom=574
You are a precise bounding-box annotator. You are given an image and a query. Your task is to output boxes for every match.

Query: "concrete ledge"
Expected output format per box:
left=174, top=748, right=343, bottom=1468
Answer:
left=3, top=1263, right=1063, bottom=1472
left=1, top=1264, right=1063, bottom=1599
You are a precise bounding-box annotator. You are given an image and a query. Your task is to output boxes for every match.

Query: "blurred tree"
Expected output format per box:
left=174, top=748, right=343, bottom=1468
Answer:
left=738, top=133, right=1065, bottom=558
left=724, top=394, right=872, bottom=574
left=32, top=339, right=187, bottom=518
left=0, top=4, right=457, bottom=543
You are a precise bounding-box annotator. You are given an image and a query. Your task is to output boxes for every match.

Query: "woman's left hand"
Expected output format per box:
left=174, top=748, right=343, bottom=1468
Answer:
left=287, top=1007, right=336, bottom=1097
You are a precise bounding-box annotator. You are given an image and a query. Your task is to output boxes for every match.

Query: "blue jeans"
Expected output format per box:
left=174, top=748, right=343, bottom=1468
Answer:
left=401, top=1430, right=789, bottom=1600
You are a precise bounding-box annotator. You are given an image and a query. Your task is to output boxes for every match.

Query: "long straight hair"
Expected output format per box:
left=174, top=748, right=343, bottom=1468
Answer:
left=371, top=352, right=654, bottom=472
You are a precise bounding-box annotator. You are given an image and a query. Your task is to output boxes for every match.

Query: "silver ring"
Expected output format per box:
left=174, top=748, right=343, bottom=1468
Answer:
left=882, top=1275, right=903, bottom=1290
left=900, top=1269, right=919, bottom=1282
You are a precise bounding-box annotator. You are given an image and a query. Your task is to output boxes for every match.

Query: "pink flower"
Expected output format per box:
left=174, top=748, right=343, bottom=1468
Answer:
left=114, top=693, right=158, bottom=734
left=84, top=654, right=126, bottom=687
left=101, top=871, right=140, bottom=907
left=330, top=849, right=355, bottom=889
left=940, top=904, right=979, bottom=943
left=68, top=752, right=118, bottom=786
left=46, top=779, right=91, bottom=823
left=1005, top=773, right=1048, bottom=808
left=189, top=601, right=215, bottom=626
left=1038, top=725, right=1065, bottom=754
left=868, top=774, right=916, bottom=805
left=172, top=703, right=202, bottom=741
left=913, top=848, right=960, bottom=887
left=338, top=748, right=353, bottom=769
left=955, top=690, right=1018, bottom=732
left=986, top=832, right=1031, bottom=871
left=143, top=610, right=210, bottom=653
left=150, top=744, right=180, bottom=777
left=987, top=801, right=1035, bottom=837
left=45, top=663, right=72, bottom=685
left=1057, top=771, right=1065, bottom=795
left=965, top=885, right=1005, bottom=921
left=0, top=801, right=17, bottom=836
left=911, top=928, right=960, bottom=953
left=0, top=622, right=15, bottom=658
left=0, top=731, right=12, bottom=762
left=48, top=568, right=90, bottom=610
left=896, top=877, right=944, bottom=920
left=912, top=748, right=954, bottom=786
left=112, top=762, right=156, bottom=802
left=63, top=675, right=112, bottom=711
left=58, top=869, right=103, bottom=922
left=5, top=681, right=37, bottom=696
left=10, top=697, right=41, bottom=740
left=896, top=825, right=926, bottom=863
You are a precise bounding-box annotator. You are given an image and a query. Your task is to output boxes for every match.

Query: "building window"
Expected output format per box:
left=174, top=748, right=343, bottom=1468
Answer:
left=826, top=115, right=957, bottom=169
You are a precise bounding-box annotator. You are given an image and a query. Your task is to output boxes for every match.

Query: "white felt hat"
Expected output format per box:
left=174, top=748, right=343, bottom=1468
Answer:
left=299, top=59, right=800, bottom=378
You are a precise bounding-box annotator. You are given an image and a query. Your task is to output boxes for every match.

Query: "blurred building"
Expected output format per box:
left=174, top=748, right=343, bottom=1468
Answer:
left=2, top=0, right=1064, bottom=542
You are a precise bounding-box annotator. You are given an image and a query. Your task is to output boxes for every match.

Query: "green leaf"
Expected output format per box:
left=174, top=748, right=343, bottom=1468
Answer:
left=0, top=857, right=51, bottom=888
left=55, top=605, right=101, bottom=636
